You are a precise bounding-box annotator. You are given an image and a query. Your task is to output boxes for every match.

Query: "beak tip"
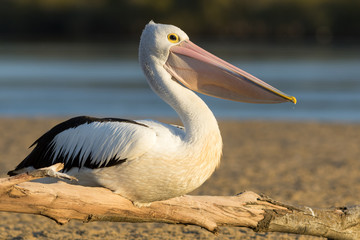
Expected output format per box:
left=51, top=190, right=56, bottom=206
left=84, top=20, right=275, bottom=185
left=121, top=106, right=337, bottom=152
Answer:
left=290, top=96, right=297, bottom=104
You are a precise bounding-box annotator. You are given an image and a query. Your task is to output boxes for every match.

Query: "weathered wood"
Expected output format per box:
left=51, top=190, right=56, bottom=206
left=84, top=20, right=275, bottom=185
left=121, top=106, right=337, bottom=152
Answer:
left=0, top=164, right=360, bottom=239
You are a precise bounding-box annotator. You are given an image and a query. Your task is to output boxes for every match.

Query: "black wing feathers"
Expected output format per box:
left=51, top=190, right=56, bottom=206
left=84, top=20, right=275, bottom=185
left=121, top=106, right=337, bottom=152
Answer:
left=8, top=116, right=147, bottom=175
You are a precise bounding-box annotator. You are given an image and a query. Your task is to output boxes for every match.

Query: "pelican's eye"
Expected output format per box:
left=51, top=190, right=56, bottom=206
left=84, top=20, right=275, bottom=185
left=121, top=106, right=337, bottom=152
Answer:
left=167, top=33, right=180, bottom=43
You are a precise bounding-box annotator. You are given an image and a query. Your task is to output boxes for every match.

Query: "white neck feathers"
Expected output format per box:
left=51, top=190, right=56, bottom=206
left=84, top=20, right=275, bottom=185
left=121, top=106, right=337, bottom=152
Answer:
left=142, top=59, right=221, bottom=142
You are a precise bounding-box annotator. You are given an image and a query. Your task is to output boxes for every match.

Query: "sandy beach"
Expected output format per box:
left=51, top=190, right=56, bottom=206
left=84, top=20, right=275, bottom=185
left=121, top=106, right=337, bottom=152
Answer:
left=1, top=118, right=359, bottom=239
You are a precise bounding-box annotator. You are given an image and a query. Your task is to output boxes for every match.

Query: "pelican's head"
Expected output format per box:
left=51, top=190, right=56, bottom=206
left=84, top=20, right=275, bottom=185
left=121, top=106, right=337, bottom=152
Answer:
left=140, top=21, right=296, bottom=104
left=139, top=20, right=189, bottom=64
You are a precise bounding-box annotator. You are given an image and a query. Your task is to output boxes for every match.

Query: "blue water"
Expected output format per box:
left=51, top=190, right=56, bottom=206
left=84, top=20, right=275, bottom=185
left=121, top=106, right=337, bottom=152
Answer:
left=0, top=44, right=359, bottom=122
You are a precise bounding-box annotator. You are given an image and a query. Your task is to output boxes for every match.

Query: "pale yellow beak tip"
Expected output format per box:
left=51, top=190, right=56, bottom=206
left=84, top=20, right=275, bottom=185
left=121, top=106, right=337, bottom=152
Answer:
left=290, top=96, right=297, bottom=104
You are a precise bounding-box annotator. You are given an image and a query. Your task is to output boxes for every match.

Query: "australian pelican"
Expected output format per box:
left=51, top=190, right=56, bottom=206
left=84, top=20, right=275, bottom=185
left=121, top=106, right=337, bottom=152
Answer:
left=8, top=21, right=296, bottom=206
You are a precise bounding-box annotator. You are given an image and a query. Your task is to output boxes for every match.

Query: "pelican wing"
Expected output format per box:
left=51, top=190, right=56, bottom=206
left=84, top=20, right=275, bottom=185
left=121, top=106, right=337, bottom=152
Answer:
left=9, top=116, right=157, bottom=173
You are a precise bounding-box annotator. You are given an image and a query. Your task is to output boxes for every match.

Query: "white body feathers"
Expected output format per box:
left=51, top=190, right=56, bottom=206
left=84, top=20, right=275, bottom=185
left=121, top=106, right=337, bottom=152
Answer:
left=53, top=118, right=221, bottom=205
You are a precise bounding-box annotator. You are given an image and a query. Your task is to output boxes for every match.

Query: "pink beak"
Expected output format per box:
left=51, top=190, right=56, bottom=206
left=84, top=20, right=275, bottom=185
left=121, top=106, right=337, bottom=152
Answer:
left=164, top=40, right=296, bottom=104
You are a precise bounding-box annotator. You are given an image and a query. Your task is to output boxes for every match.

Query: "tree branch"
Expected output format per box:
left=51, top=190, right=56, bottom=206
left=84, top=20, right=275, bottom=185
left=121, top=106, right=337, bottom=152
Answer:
left=1, top=164, right=360, bottom=239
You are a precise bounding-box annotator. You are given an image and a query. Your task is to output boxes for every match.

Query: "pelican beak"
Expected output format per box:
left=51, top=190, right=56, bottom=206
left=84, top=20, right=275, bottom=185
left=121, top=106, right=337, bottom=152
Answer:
left=164, top=40, right=296, bottom=104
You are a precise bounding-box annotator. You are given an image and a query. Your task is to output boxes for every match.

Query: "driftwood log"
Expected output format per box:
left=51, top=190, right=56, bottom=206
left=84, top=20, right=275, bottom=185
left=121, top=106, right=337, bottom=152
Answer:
left=1, top=164, right=360, bottom=239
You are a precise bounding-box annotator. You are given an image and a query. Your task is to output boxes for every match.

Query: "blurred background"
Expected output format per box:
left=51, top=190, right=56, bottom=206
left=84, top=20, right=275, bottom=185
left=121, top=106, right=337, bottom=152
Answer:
left=0, top=0, right=359, bottom=121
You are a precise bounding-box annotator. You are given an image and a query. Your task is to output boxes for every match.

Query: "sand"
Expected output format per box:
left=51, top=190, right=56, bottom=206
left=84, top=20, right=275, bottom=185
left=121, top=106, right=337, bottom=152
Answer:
left=1, top=118, right=360, bottom=239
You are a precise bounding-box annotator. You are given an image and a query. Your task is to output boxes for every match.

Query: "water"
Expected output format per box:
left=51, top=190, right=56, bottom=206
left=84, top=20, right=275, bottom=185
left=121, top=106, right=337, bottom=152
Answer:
left=0, top=43, right=359, bottom=122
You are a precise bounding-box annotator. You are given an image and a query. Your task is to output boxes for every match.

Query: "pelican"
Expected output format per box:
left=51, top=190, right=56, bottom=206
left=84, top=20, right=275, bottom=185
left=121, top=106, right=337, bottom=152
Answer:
left=8, top=21, right=296, bottom=206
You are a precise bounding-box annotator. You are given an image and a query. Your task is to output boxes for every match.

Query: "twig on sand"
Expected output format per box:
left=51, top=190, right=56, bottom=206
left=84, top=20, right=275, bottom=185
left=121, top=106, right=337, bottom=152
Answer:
left=1, top=164, right=360, bottom=239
